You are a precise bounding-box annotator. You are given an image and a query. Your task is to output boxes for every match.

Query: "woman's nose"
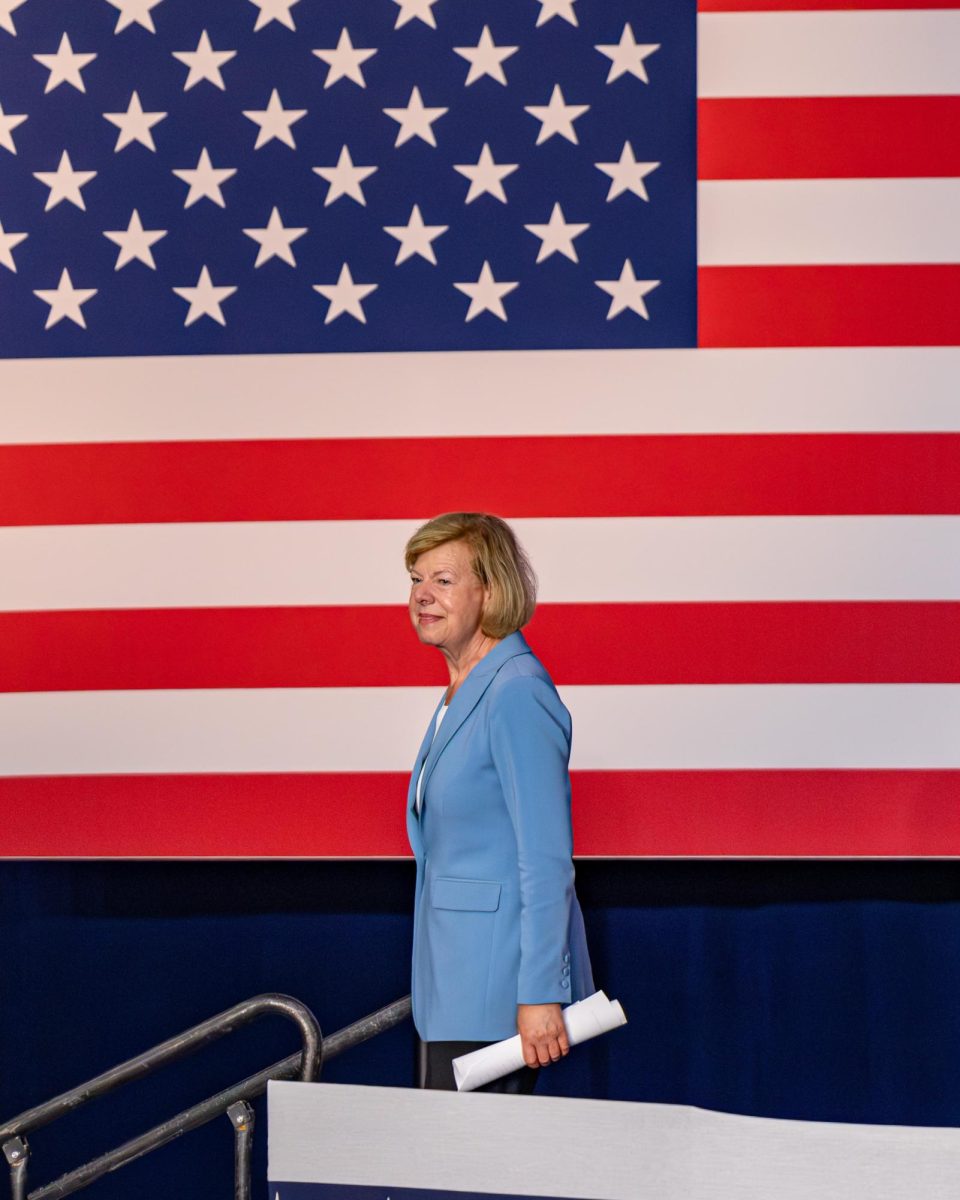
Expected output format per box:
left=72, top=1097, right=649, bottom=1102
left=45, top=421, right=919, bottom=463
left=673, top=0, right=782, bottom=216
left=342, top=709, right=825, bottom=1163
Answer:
left=413, top=581, right=433, bottom=604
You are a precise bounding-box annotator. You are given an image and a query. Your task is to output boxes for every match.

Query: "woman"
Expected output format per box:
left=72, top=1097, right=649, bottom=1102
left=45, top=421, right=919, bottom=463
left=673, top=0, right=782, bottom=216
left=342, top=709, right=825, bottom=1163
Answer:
left=405, top=512, right=594, bottom=1092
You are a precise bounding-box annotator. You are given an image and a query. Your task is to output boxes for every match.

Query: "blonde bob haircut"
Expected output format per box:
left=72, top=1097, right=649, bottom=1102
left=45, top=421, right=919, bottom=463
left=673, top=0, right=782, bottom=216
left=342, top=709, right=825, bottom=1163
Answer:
left=404, top=512, right=537, bottom=639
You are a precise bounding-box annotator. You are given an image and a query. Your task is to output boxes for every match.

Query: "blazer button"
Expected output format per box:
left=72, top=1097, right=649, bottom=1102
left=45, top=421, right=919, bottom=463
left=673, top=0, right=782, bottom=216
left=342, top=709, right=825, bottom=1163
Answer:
left=563, top=952, right=571, bottom=963
left=561, top=978, right=570, bottom=989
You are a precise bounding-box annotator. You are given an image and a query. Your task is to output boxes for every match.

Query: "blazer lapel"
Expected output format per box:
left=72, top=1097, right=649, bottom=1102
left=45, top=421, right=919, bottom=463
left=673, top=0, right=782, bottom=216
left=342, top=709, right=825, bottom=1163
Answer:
left=418, top=631, right=532, bottom=807
left=408, top=689, right=448, bottom=816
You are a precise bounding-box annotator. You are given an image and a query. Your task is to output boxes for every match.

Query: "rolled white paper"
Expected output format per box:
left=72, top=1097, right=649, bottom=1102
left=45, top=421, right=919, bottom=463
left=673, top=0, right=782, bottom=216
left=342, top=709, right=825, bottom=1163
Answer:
left=452, top=990, right=627, bottom=1092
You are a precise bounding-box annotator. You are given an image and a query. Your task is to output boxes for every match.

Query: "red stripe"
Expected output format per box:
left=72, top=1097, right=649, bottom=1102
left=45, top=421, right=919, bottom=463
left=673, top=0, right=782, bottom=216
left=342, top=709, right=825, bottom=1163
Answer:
left=574, top=770, right=960, bottom=856
left=2, top=432, right=960, bottom=524
left=699, top=265, right=960, bottom=347
left=0, top=770, right=957, bottom=857
left=698, top=1, right=960, bottom=11
left=699, top=97, right=960, bottom=180
left=2, top=603, right=959, bottom=692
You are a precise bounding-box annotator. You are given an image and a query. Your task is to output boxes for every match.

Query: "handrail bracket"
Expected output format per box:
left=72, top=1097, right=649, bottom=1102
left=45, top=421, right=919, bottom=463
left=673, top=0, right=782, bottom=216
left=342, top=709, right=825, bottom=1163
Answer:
left=3, top=1136, right=29, bottom=1200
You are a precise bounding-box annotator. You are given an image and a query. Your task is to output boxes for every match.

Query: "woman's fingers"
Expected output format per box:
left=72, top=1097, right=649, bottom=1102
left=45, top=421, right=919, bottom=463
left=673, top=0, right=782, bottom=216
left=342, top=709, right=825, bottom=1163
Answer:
left=520, top=1032, right=561, bottom=1067
left=517, top=1003, right=569, bottom=1068
left=545, top=1025, right=570, bottom=1062
left=521, top=1036, right=540, bottom=1068
left=530, top=1033, right=564, bottom=1065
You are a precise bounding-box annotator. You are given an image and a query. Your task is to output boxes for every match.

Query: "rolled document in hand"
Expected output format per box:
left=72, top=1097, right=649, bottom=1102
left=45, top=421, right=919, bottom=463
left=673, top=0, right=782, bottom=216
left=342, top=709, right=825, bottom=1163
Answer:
left=452, top=990, right=627, bottom=1092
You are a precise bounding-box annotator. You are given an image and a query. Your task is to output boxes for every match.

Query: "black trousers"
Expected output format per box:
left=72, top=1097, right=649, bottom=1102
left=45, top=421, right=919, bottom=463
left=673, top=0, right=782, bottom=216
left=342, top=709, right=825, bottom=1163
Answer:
left=418, top=1039, right=540, bottom=1094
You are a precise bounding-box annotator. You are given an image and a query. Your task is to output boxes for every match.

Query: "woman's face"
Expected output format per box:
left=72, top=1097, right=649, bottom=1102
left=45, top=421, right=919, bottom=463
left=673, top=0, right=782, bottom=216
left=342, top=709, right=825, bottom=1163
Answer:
left=409, top=540, right=489, bottom=655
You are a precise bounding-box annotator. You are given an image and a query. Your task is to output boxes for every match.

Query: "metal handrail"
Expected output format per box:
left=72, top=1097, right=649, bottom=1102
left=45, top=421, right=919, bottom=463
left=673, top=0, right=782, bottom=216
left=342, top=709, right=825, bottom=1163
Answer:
left=1, top=992, right=411, bottom=1200
left=1, top=994, right=321, bottom=1146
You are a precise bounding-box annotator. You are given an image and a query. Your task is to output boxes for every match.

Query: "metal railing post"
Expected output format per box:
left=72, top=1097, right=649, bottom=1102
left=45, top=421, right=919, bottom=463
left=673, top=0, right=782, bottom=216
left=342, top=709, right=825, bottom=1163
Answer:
left=2, top=1136, right=29, bottom=1200
left=226, top=1103, right=254, bottom=1200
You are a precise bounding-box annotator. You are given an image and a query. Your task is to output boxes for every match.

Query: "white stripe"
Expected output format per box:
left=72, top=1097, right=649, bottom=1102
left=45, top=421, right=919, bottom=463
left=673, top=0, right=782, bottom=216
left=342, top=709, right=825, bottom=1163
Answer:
left=699, top=179, right=960, bottom=267
left=1, top=685, right=957, bottom=775
left=2, top=349, right=959, bottom=443
left=2, top=517, right=958, bottom=611
left=698, top=10, right=960, bottom=98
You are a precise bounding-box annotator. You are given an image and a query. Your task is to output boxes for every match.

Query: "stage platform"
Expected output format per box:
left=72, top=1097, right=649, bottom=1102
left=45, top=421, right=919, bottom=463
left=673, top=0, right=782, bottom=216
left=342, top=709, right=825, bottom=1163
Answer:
left=268, top=1080, right=960, bottom=1200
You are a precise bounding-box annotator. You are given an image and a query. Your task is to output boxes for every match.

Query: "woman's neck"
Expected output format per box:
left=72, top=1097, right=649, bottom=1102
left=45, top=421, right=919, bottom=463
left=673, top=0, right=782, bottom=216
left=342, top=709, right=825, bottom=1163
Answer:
left=441, top=630, right=501, bottom=700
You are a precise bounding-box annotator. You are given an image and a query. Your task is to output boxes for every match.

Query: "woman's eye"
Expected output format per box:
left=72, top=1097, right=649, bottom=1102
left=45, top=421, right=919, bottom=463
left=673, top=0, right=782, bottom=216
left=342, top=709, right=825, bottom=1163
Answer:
left=439, top=578, right=451, bottom=585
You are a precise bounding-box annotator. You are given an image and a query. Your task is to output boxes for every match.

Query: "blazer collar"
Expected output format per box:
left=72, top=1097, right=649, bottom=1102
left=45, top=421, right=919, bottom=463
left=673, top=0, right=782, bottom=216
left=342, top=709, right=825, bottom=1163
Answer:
left=410, top=630, right=532, bottom=816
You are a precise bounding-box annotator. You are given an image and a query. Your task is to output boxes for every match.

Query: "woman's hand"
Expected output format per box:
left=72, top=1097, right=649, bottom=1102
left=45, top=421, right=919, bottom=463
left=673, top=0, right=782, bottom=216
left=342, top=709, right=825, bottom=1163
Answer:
left=517, top=1003, right=569, bottom=1068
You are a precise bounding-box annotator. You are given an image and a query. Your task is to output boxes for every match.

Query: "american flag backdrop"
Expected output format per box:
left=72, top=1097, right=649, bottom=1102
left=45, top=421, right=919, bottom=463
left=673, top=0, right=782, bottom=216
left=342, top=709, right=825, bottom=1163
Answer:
left=0, top=0, right=958, bottom=857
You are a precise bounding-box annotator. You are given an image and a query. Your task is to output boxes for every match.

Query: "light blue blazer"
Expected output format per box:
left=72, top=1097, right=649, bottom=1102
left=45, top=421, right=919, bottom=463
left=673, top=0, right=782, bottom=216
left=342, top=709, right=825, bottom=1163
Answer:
left=406, top=630, right=594, bottom=1042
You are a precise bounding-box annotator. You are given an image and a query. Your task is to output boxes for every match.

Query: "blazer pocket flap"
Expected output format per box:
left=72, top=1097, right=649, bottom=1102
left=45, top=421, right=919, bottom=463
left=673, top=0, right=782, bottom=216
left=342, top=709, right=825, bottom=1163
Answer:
left=431, top=877, right=501, bottom=912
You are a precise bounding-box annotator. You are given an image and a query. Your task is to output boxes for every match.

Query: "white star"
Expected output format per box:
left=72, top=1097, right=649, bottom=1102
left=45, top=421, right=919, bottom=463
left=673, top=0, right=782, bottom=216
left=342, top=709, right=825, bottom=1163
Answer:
left=595, top=24, right=660, bottom=84
left=524, top=203, right=589, bottom=263
left=313, top=145, right=377, bottom=207
left=0, top=102, right=27, bottom=154
left=313, top=263, right=377, bottom=325
left=250, top=0, right=298, bottom=32
left=535, top=0, right=577, bottom=28
left=595, top=142, right=660, bottom=202
left=0, top=1, right=28, bottom=36
left=106, top=0, right=163, bottom=34
left=393, top=0, right=439, bottom=30
left=243, top=89, right=306, bottom=150
left=103, top=209, right=167, bottom=269
left=454, top=261, right=517, bottom=322
left=384, top=204, right=448, bottom=265
left=33, top=268, right=97, bottom=330
left=103, top=91, right=166, bottom=152
left=173, top=265, right=237, bottom=326
left=524, top=85, right=589, bottom=145
left=172, top=31, right=236, bottom=91
left=384, top=86, right=447, bottom=148
left=172, top=147, right=236, bottom=208
left=0, top=219, right=27, bottom=272
left=595, top=260, right=660, bottom=320
left=33, top=150, right=97, bottom=212
left=34, top=33, right=97, bottom=94
left=313, top=28, right=376, bottom=89
left=453, top=26, right=517, bottom=87
left=454, top=144, right=517, bottom=204
left=243, top=206, right=307, bottom=267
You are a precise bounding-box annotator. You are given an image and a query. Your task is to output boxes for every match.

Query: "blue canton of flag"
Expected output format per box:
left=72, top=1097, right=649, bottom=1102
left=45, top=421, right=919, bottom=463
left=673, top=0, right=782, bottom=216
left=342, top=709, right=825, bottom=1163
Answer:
left=0, top=0, right=696, bottom=358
